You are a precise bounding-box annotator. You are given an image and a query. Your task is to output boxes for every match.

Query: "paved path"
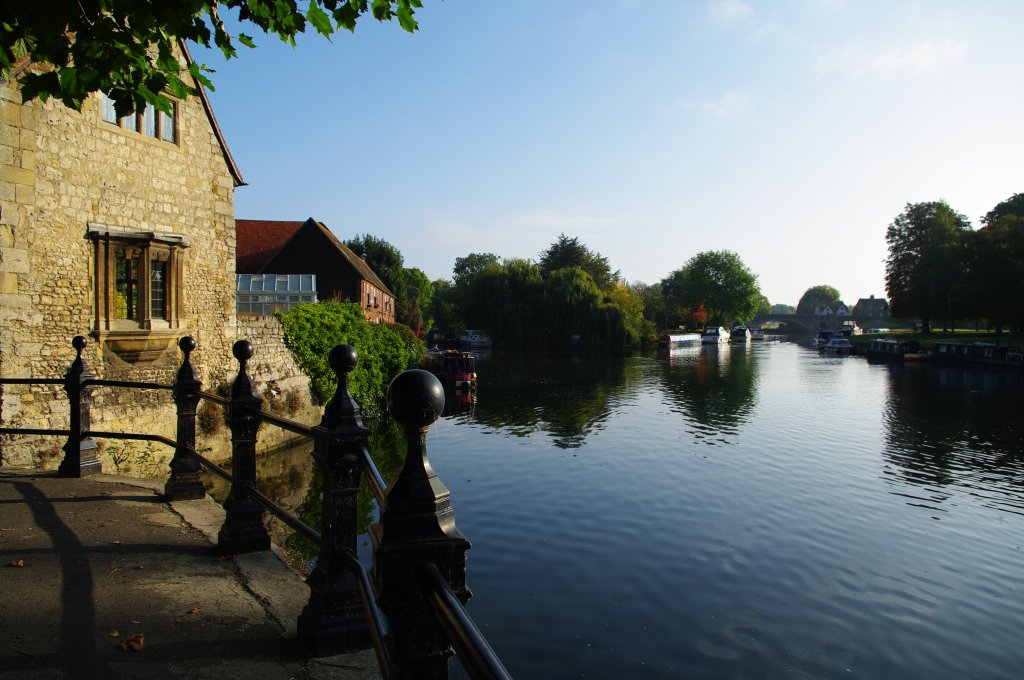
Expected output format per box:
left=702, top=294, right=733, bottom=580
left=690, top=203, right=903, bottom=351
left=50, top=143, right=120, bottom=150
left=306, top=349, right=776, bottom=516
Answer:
left=0, top=469, right=380, bottom=679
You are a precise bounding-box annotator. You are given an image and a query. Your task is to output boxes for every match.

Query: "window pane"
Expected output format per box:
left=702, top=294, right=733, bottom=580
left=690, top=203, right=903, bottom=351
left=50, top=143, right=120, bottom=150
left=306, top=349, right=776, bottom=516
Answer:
left=300, top=275, right=313, bottom=292
left=276, top=275, right=288, bottom=291
left=250, top=276, right=264, bottom=292
left=101, top=94, right=118, bottom=124
left=237, top=274, right=251, bottom=291
left=122, top=111, right=137, bottom=132
left=151, top=259, right=167, bottom=318
left=288, top=274, right=300, bottom=291
left=160, top=104, right=176, bottom=143
left=115, top=254, right=140, bottom=320
left=142, top=104, right=157, bottom=138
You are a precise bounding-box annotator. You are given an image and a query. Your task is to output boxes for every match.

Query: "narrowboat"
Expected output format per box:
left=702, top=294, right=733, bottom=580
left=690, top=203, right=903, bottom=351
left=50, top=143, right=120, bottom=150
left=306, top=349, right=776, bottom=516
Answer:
left=864, top=338, right=924, bottom=362
left=701, top=326, right=731, bottom=344
left=928, top=342, right=1024, bottom=371
left=425, top=349, right=478, bottom=389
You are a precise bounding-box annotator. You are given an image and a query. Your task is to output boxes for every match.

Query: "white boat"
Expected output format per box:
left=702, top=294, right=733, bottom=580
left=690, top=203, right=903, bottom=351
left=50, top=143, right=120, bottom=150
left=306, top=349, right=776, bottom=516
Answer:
left=750, top=327, right=766, bottom=341
left=659, top=333, right=702, bottom=347
left=730, top=326, right=751, bottom=343
left=459, top=330, right=493, bottom=349
left=822, top=336, right=854, bottom=355
left=701, top=326, right=731, bottom=344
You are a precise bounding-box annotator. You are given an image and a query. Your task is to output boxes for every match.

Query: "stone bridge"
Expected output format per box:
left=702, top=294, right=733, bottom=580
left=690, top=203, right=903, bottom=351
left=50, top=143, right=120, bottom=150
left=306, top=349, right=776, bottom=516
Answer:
left=749, top=314, right=884, bottom=333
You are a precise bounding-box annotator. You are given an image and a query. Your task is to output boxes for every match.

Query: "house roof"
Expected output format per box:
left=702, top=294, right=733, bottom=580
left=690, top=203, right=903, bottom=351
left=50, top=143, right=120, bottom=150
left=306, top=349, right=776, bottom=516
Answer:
left=235, top=219, right=305, bottom=273
left=235, top=218, right=394, bottom=297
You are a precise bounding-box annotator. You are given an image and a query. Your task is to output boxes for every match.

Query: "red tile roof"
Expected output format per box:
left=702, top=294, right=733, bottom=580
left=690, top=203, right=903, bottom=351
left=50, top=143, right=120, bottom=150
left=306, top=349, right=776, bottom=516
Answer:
left=235, top=219, right=304, bottom=273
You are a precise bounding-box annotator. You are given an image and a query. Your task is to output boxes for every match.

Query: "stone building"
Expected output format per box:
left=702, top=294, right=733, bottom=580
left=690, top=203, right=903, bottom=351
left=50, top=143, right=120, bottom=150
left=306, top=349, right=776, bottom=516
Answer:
left=0, top=53, right=316, bottom=471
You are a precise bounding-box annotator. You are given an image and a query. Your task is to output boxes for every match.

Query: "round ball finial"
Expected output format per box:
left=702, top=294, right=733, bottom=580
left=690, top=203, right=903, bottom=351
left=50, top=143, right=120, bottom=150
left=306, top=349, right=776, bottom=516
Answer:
left=232, top=339, right=254, bottom=363
left=72, top=335, right=88, bottom=351
left=387, top=369, right=445, bottom=428
left=329, top=344, right=359, bottom=375
left=178, top=336, right=197, bottom=354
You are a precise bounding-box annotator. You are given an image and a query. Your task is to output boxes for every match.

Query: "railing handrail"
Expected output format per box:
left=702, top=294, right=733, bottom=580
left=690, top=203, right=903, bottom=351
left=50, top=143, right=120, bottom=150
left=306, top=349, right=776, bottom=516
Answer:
left=419, top=561, right=514, bottom=680
left=0, top=335, right=512, bottom=679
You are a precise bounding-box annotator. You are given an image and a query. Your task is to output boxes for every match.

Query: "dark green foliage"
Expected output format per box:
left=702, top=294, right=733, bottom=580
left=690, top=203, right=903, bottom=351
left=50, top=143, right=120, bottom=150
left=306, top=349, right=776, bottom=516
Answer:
left=798, top=285, right=841, bottom=310
left=538, top=234, right=618, bottom=290
left=276, top=301, right=423, bottom=421
left=343, top=233, right=405, bottom=294
left=885, top=201, right=972, bottom=332
left=2, top=1, right=424, bottom=116
left=982, top=193, right=1024, bottom=226
left=770, top=303, right=796, bottom=314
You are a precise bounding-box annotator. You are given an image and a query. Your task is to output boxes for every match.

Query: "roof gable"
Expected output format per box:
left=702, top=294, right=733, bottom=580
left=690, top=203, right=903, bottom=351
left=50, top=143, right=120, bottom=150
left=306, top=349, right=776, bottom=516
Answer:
left=235, top=218, right=394, bottom=297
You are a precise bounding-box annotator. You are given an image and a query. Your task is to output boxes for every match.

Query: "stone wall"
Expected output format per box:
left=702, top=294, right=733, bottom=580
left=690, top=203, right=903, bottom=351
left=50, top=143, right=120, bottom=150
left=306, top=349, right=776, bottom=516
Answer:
left=0, top=63, right=241, bottom=471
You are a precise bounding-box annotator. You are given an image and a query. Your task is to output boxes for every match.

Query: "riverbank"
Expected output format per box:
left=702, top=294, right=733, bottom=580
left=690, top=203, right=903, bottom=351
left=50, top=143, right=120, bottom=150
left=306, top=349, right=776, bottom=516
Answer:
left=0, top=469, right=379, bottom=680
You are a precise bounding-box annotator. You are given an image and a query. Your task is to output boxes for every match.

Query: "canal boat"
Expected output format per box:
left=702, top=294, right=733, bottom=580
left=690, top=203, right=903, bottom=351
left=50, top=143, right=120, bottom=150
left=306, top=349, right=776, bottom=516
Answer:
left=864, top=338, right=925, bottom=362
left=459, top=329, right=493, bottom=349
left=424, top=348, right=478, bottom=389
left=730, top=326, right=752, bottom=343
left=813, top=329, right=836, bottom=349
left=701, top=326, right=731, bottom=344
left=658, top=333, right=702, bottom=348
left=928, top=341, right=1024, bottom=371
left=822, top=336, right=854, bottom=355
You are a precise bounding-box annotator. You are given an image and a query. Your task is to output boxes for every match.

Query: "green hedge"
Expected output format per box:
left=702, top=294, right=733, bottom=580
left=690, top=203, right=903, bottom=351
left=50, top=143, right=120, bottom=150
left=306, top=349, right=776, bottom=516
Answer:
left=277, top=301, right=424, bottom=421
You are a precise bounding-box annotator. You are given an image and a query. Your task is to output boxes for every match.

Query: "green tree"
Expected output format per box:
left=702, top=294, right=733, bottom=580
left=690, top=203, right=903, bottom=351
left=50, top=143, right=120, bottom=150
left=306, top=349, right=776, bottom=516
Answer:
left=771, top=303, right=796, bottom=314
left=394, top=267, right=433, bottom=333
left=2, top=1, right=423, bottom=115
left=538, top=234, right=618, bottom=290
left=963, top=214, right=1024, bottom=334
left=885, top=201, right=972, bottom=332
left=343, top=233, right=404, bottom=295
left=452, top=252, right=500, bottom=288
left=982, top=192, right=1024, bottom=226
left=797, top=285, right=841, bottom=312
left=661, top=251, right=762, bottom=326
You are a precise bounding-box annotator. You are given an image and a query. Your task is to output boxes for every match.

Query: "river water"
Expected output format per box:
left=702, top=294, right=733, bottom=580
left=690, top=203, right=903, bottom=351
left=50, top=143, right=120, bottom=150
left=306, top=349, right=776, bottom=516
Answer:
left=225, top=340, right=1024, bottom=678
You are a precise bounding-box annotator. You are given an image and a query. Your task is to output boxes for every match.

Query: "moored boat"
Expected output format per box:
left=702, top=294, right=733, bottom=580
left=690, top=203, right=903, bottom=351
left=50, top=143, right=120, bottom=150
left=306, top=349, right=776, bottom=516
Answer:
left=701, top=326, right=731, bottom=344
left=425, top=348, right=478, bottom=389
left=659, top=333, right=702, bottom=348
left=459, top=329, right=493, bottom=349
left=822, top=336, right=854, bottom=355
left=864, top=338, right=924, bottom=362
left=928, top=341, right=1024, bottom=371
left=730, top=326, right=752, bottom=343
left=750, top=327, right=766, bottom=341
left=813, top=329, right=836, bottom=349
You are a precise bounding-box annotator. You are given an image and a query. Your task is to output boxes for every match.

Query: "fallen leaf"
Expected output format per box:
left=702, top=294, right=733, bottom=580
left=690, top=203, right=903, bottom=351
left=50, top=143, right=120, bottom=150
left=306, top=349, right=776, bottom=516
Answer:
left=109, top=630, right=120, bottom=637
left=189, top=607, right=201, bottom=615
left=118, top=634, right=144, bottom=651
left=1, top=527, right=14, bottom=532
left=8, top=559, right=24, bottom=568
left=110, top=540, right=123, bottom=545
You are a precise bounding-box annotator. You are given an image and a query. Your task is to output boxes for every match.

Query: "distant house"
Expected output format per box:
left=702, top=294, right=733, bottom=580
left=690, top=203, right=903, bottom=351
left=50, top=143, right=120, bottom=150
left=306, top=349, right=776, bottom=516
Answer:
left=852, top=295, right=890, bottom=318
left=235, top=218, right=395, bottom=324
left=806, top=301, right=850, bottom=316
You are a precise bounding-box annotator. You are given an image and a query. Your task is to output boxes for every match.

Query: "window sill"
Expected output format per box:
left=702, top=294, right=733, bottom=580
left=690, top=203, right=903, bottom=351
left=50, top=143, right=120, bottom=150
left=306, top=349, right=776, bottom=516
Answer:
left=91, top=329, right=182, bottom=366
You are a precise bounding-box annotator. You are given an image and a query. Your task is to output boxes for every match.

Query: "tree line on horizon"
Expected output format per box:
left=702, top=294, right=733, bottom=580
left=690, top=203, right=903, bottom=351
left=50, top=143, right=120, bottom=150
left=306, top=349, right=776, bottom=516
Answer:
left=884, top=192, right=1024, bottom=334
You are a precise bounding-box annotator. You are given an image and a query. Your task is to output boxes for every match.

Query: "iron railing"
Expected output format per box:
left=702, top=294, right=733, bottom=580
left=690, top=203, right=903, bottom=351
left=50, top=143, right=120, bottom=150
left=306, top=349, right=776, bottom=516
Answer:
left=0, top=335, right=512, bottom=679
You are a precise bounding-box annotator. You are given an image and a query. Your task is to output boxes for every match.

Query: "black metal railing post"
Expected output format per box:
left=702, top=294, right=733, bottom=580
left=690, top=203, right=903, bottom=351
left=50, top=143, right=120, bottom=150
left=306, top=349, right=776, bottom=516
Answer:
left=298, top=344, right=373, bottom=654
left=375, top=369, right=472, bottom=679
left=58, top=335, right=101, bottom=477
left=217, top=339, right=271, bottom=553
left=165, top=336, right=206, bottom=500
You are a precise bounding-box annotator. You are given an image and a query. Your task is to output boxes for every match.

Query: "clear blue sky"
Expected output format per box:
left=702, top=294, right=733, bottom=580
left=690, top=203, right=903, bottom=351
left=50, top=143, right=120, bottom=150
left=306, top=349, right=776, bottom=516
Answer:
left=194, top=0, right=1023, bottom=307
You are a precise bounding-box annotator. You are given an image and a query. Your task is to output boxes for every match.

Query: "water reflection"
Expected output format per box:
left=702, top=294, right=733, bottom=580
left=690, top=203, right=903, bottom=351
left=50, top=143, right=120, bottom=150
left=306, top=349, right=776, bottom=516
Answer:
left=470, top=351, right=636, bottom=448
left=881, top=363, right=1024, bottom=515
left=657, top=345, right=759, bottom=439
